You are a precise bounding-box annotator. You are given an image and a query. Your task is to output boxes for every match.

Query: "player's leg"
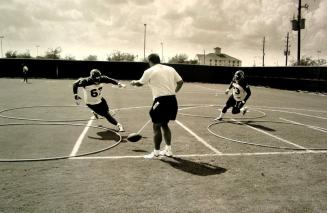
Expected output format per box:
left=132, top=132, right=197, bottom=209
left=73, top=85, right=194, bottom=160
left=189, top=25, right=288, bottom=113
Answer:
left=232, top=101, right=246, bottom=115
left=145, top=98, right=164, bottom=159
left=160, top=122, right=173, bottom=156
left=144, top=123, right=162, bottom=159
left=87, top=99, right=124, bottom=131
left=159, top=96, right=176, bottom=156
left=215, top=96, right=234, bottom=120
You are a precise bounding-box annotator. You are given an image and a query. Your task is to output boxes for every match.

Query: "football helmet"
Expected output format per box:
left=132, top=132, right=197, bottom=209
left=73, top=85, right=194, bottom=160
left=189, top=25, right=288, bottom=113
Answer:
left=234, top=70, right=245, bottom=81
left=90, top=69, right=101, bottom=84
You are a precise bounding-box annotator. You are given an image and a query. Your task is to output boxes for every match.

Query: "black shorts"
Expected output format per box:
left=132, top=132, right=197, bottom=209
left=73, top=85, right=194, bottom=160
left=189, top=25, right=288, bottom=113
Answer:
left=87, top=98, right=109, bottom=116
left=224, top=95, right=244, bottom=114
left=149, top=95, right=178, bottom=124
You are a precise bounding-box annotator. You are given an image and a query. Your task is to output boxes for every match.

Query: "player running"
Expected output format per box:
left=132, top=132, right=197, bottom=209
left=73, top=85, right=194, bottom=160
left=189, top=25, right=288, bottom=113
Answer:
left=215, top=70, right=251, bottom=121
left=73, top=69, right=126, bottom=132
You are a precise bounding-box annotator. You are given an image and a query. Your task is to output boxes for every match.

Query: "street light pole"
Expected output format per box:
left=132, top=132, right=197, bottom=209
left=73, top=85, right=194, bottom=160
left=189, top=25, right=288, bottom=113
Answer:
left=0, top=36, right=4, bottom=58
left=143, top=24, right=147, bottom=61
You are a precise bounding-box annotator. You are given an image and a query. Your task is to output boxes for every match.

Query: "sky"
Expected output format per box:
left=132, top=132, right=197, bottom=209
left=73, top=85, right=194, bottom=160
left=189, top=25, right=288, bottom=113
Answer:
left=0, top=0, right=326, bottom=66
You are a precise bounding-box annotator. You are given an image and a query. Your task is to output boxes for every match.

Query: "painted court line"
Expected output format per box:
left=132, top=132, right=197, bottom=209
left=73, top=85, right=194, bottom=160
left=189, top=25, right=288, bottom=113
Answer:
left=231, top=119, right=309, bottom=151
left=70, top=116, right=94, bottom=157
left=254, top=108, right=327, bottom=120
left=71, top=150, right=327, bottom=160
left=280, top=117, right=327, bottom=133
left=175, top=120, right=222, bottom=154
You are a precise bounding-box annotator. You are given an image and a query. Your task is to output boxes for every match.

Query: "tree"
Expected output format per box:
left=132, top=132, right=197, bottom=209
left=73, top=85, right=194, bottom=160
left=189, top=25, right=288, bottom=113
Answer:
left=84, top=55, right=97, bottom=61
left=291, top=56, right=326, bottom=66
left=5, top=50, right=18, bottom=58
left=168, top=54, right=188, bottom=64
left=5, top=50, right=31, bottom=58
left=107, top=51, right=136, bottom=62
left=188, top=59, right=198, bottom=65
left=45, top=47, right=61, bottom=59
left=17, top=50, right=32, bottom=58
left=64, top=55, right=76, bottom=60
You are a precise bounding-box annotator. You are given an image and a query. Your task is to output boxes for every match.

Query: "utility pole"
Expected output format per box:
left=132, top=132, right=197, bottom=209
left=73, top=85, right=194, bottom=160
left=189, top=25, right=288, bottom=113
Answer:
left=143, top=24, right=147, bottom=61
left=203, top=49, right=206, bottom=65
left=284, top=32, right=290, bottom=66
left=262, top=36, right=265, bottom=67
left=297, top=0, right=301, bottom=65
left=0, top=36, right=4, bottom=58
left=291, top=0, right=308, bottom=65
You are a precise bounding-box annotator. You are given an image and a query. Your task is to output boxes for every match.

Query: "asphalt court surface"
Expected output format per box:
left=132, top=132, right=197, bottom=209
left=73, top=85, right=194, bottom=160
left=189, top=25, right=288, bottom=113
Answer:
left=0, top=78, right=326, bottom=161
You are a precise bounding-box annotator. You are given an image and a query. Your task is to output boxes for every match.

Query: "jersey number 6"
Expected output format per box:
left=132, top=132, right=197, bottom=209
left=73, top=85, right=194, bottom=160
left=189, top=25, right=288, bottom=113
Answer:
left=90, top=87, right=102, bottom=97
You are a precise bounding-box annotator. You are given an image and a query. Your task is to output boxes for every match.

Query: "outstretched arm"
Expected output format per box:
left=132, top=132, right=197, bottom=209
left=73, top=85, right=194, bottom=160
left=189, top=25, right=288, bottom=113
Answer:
left=102, top=76, right=126, bottom=88
left=130, top=80, right=144, bottom=87
left=225, top=80, right=234, bottom=94
left=243, top=86, right=251, bottom=103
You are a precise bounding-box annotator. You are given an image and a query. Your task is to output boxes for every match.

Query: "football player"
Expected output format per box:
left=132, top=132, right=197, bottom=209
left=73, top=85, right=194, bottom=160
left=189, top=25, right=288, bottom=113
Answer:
left=73, top=69, right=126, bottom=132
left=215, top=70, right=251, bottom=121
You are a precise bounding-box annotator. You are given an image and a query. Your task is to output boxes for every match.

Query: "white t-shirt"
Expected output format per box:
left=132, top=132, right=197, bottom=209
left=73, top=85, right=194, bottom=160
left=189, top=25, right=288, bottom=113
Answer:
left=83, top=83, right=104, bottom=104
left=232, top=82, right=247, bottom=101
left=139, top=64, right=182, bottom=99
left=23, top=66, right=28, bottom=73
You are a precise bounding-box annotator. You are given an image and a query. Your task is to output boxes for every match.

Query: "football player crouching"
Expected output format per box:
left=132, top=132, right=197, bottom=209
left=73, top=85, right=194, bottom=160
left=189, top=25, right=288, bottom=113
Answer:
left=215, top=70, right=251, bottom=121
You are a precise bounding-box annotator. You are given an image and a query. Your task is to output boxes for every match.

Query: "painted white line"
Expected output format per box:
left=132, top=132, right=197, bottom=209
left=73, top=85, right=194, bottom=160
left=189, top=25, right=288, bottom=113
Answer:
left=71, top=150, right=327, bottom=160
left=70, top=116, right=94, bottom=157
left=280, top=118, right=327, bottom=133
left=231, top=119, right=309, bottom=150
left=252, top=105, right=327, bottom=113
left=175, top=120, right=222, bottom=154
left=254, top=108, right=327, bottom=120
left=179, top=104, right=215, bottom=111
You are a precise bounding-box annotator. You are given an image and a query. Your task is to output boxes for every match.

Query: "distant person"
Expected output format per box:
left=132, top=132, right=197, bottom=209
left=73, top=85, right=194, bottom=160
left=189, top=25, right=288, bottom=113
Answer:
left=130, top=53, right=183, bottom=159
left=215, top=70, right=251, bottom=120
left=22, top=64, right=29, bottom=83
left=73, top=69, right=126, bottom=132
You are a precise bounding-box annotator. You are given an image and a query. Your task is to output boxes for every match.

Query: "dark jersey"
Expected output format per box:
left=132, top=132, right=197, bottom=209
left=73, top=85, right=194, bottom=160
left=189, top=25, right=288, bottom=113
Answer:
left=73, top=76, right=118, bottom=104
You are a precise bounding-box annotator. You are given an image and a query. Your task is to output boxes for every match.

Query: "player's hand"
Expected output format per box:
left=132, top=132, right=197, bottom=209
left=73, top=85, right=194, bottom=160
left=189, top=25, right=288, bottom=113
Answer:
left=74, top=94, right=82, bottom=105
left=118, top=82, right=126, bottom=88
left=225, top=89, right=230, bottom=95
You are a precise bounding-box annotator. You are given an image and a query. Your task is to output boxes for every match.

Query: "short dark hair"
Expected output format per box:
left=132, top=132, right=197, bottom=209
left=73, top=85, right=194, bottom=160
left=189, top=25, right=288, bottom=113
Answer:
left=148, top=53, right=160, bottom=64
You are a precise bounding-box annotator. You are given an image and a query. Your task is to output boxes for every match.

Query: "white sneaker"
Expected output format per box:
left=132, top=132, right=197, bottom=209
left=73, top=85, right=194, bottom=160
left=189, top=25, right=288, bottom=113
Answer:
left=159, top=148, right=173, bottom=157
left=144, top=151, right=160, bottom=159
left=116, top=123, right=125, bottom=132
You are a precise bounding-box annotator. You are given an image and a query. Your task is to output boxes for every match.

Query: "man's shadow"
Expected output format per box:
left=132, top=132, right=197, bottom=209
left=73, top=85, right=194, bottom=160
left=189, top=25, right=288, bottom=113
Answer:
left=229, top=120, right=276, bottom=132
left=88, top=129, right=122, bottom=142
left=243, top=120, right=276, bottom=132
left=160, top=156, right=227, bottom=176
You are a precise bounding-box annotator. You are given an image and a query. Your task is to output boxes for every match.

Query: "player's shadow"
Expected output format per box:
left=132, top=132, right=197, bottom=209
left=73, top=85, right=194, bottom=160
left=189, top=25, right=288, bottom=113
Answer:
left=243, top=121, right=276, bottom=132
left=160, top=157, right=227, bottom=176
left=88, top=130, right=121, bottom=142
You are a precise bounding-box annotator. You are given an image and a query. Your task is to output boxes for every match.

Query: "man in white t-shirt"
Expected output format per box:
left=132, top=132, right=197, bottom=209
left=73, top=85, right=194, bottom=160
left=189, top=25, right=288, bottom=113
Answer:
left=22, top=64, right=29, bottom=83
left=131, top=53, right=183, bottom=159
